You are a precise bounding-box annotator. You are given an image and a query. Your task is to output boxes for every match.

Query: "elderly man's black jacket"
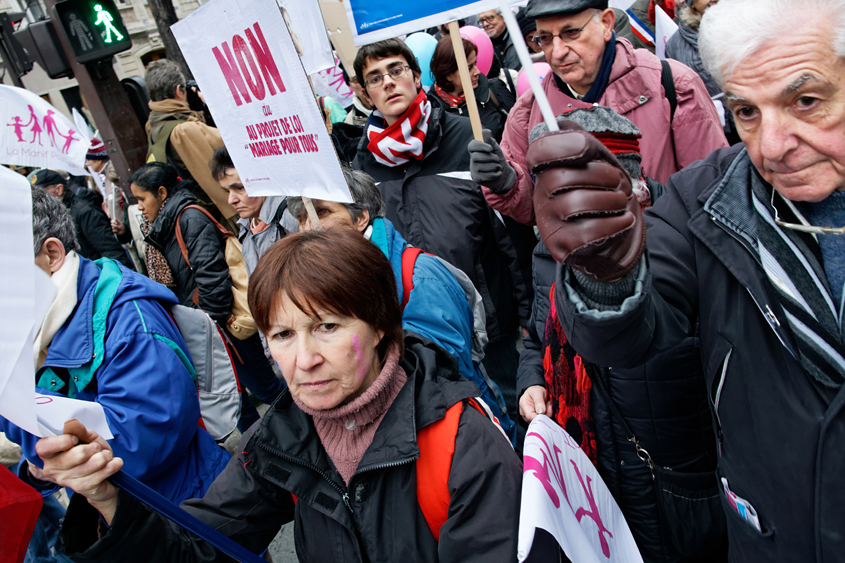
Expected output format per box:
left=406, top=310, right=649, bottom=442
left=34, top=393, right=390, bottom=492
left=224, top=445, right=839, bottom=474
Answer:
left=558, top=144, right=845, bottom=563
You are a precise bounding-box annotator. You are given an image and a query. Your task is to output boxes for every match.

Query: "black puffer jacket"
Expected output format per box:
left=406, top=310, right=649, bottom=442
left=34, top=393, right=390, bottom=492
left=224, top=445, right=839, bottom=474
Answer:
left=144, top=188, right=232, bottom=322
left=62, top=188, right=132, bottom=268
left=62, top=334, right=522, bottom=563
left=354, top=103, right=531, bottom=339
left=518, top=248, right=722, bottom=560
left=428, top=75, right=515, bottom=143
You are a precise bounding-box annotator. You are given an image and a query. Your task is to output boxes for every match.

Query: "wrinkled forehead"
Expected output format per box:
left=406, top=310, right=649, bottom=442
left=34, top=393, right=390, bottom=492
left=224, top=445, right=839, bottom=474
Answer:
left=535, top=10, right=594, bottom=34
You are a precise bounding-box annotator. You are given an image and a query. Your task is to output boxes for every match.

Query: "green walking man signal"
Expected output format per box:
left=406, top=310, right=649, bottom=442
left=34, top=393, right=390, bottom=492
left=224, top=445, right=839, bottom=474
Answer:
left=52, top=0, right=131, bottom=63
left=94, top=4, right=123, bottom=43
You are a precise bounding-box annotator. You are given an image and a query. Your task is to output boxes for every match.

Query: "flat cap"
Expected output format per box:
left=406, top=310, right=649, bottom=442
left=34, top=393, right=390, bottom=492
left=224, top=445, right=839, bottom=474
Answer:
left=30, top=169, right=65, bottom=188
left=524, top=0, right=608, bottom=19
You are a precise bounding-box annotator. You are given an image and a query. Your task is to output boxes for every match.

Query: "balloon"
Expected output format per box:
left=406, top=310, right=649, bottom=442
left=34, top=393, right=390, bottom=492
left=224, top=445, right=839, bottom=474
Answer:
left=516, top=62, right=552, bottom=98
left=404, top=33, right=438, bottom=87
left=459, top=26, right=494, bottom=76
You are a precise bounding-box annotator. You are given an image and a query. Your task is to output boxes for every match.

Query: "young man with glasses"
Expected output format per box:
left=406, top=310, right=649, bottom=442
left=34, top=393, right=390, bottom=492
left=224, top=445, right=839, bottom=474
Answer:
left=352, top=40, right=531, bottom=446
left=469, top=0, right=727, bottom=226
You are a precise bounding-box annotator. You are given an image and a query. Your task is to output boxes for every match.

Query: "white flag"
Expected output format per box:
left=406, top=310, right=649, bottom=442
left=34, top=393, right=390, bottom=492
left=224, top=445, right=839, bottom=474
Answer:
left=518, top=415, right=644, bottom=563
left=1, top=86, right=89, bottom=175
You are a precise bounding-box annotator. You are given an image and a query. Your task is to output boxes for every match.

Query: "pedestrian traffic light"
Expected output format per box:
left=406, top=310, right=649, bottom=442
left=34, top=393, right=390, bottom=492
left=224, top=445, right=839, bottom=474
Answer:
left=52, top=0, right=131, bottom=64
left=14, top=20, right=74, bottom=79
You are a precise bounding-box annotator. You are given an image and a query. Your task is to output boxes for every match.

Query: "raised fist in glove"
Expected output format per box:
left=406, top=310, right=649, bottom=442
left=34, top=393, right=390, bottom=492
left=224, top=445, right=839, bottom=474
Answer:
left=529, top=123, right=645, bottom=282
left=468, top=129, right=517, bottom=194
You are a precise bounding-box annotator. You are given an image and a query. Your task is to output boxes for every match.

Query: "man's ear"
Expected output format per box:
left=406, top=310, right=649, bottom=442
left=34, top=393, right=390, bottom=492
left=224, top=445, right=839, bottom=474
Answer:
left=414, top=72, right=422, bottom=92
left=355, top=209, right=370, bottom=233
left=55, top=183, right=65, bottom=197
left=37, top=237, right=67, bottom=275
left=600, top=8, right=616, bottom=41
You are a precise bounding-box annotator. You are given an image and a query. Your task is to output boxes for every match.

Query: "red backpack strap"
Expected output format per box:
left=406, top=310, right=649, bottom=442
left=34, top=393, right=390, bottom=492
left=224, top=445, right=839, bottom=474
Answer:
left=416, top=400, right=464, bottom=541
left=401, top=247, right=425, bottom=311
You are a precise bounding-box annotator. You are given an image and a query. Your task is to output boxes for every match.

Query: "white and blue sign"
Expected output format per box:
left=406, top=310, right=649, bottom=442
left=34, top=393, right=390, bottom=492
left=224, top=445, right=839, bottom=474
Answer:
left=346, top=0, right=509, bottom=45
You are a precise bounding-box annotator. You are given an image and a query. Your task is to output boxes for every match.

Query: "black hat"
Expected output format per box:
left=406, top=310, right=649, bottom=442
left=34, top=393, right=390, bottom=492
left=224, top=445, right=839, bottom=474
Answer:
left=516, top=9, right=537, bottom=37
left=524, top=0, right=608, bottom=20
left=30, top=169, right=65, bottom=188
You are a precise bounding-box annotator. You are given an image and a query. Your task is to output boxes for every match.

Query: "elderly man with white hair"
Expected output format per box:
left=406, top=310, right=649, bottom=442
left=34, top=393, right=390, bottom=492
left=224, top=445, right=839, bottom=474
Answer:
left=527, top=0, right=845, bottom=560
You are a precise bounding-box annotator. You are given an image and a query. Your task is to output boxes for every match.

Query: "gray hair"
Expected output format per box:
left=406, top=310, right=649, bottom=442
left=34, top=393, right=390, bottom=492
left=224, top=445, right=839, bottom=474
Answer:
left=700, top=0, right=845, bottom=88
left=287, top=168, right=385, bottom=226
left=32, top=186, right=78, bottom=255
left=145, top=59, right=186, bottom=102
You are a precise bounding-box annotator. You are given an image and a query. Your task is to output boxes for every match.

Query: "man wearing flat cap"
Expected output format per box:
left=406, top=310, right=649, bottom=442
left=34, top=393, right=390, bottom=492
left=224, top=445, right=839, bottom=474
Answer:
left=469, top=0, right=727, bottom=225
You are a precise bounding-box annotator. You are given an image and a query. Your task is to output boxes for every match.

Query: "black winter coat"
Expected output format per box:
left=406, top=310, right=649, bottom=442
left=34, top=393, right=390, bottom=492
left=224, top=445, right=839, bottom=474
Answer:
left=428, top=75, right=515, bottom=143
left=62, top=334, right=523, bottom=563
left=62, top=188, right=132, bottom=268
left=558, top=144, right=845, bottom=563
left=144, top=189, right=232, bottom=322
left=354, top=104, right=531, bottom=339
left=518, top=241, right=721, bottom=563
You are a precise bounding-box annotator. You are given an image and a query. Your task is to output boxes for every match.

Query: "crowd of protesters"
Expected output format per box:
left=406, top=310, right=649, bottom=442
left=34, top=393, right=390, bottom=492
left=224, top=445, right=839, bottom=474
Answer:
left=3, top=0, right=845, bottom=561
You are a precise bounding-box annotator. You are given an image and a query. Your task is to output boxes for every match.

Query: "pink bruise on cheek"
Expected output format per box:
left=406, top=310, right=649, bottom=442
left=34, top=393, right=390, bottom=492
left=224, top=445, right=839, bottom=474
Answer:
left=351, top=334, right=371, bottom=380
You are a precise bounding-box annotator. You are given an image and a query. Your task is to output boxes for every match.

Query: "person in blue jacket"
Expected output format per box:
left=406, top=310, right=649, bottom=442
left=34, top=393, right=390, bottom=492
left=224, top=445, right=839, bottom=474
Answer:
left=287, top=169, right=516, bottom=443
left=2, top=188, right=229, bottom=507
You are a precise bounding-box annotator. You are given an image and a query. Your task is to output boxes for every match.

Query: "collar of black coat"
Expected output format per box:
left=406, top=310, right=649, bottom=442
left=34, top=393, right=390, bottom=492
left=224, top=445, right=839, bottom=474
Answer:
left=146, top=188, right=197, bottom=248
left=248, top=331, right=480, bottom=474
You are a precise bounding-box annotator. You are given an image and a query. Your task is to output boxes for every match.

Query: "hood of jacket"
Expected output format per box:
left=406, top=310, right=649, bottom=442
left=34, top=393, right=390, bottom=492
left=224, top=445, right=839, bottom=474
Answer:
left=42, top=257, right=179, bottom=370
left=147, top=99, right=203, bottom=139
left=146, top=188, right=197, bottom=250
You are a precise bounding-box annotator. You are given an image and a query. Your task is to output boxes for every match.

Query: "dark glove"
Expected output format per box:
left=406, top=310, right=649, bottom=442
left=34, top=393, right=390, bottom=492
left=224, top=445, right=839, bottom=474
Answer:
left=528, top=125, right=645, bottom=283
left=468, top=129, right=517, bottom=194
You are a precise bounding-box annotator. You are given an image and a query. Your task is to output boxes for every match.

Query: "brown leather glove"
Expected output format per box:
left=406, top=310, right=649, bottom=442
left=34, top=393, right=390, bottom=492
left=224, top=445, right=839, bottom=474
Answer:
left=529, top=124, right=645, bottom=282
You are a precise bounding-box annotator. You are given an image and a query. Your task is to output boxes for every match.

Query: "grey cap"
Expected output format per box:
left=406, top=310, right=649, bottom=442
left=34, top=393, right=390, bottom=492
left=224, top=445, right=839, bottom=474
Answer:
left=529, top=106, right=643, bottom=180
left=524, top=0, right=608, bottom=20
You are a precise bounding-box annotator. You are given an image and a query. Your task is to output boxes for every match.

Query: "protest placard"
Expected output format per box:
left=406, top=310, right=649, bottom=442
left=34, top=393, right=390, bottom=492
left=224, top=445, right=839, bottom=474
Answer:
left=319, top=0, right=359, bottom=76
left=311, top=56, right=355, bottom=108
left=655, top=5, right=678, bottom=60
left=0, top=165, right=113, bottom=439
left=278, top=0, right=335, bottom=75
left=1, top=86, right=89, bottom=176
left=172, top=0, right=351, bottom=202
left=519, top=415, right=643, bottom=563
left=345, top=0, right=514, bottom=46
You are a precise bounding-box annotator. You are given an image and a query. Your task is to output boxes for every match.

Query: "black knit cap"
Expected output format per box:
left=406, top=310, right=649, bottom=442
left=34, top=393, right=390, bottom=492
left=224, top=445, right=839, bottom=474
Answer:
left=524, top=0, right=608, bottom=19
left=516, top=9, right=537, bottom=37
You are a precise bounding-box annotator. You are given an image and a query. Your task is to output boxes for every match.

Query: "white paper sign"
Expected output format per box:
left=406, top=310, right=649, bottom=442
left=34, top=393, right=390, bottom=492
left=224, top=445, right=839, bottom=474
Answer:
left=655, top=6, right=678, bottom=60
left=518, top=416, right=643, bottom=563
left=172, top=0, right=351, bottom=202
left=1, top=86, right=89, bottom=175
left=0, top=166, right=113, bottom=439
left=278, top=0, right=335, bottom=75
left=311, top=57, right=355, bottom=108
left=609, top=0, right=636, bottom=10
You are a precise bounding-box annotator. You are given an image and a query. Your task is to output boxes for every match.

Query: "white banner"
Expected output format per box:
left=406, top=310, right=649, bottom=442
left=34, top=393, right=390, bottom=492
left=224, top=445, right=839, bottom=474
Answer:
left=345, top=0, right=530, bottom=46
left=518, top=415, right=643, bottom=563
left=655, top=6, right=678, bottom=60
left=278, top=0, right=335, bottom=75
left=172, top=0, right=351, bottom=202
left=1, top=86, right=88, bottom=175
left=311, top=57, right=356, bottom=108
left=0, top=165, right=112, bottom=439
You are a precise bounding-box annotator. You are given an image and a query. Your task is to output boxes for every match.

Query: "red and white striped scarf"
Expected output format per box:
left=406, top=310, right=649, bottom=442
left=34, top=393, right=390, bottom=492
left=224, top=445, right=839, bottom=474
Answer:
left=365, top=89, right=432, bottom=167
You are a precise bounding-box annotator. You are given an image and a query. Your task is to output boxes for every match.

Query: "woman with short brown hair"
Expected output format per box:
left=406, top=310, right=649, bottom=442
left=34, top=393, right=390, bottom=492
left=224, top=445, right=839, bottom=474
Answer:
left=35, top=228, right=523, bottom=563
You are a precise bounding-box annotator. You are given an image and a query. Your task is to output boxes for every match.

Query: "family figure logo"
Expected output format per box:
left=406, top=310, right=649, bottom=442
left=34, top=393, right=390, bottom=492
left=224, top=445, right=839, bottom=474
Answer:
left=7, top=105, right=81, bottom=154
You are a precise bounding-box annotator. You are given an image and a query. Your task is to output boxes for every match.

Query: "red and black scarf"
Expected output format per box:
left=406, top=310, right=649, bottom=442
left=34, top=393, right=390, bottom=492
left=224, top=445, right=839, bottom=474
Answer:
left=365, top=89, right=432, bottom=167
left=434, top=83, right=465, bottom=108
left=543, top=284, right=598, bottom=465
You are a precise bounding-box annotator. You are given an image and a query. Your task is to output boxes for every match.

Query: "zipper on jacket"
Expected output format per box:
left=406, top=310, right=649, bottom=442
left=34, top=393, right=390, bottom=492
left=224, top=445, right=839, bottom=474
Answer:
left=258, top=442, right=352, bottom=513
left=745, top=287, right=794, bottom=356
left=712, top=348, right=731, bottom=457
left=355, top=456, right=418, bottom=477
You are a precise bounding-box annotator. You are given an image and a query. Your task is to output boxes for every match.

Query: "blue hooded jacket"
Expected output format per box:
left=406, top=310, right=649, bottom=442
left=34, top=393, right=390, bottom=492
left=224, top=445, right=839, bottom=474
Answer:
left=369, top=218, right=515, bottom=441
left=1, top=257, right=229, bottom=504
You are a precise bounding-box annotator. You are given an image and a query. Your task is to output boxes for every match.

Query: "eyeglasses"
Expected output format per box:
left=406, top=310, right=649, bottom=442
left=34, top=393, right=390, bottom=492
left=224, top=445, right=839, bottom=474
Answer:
left=533, top=12, right=597, bottom=48
left=478, top=14, right=500, bottom=23
left=364, top=65, right=411, bottom=88
left=771, top=190, right=845, bottom=235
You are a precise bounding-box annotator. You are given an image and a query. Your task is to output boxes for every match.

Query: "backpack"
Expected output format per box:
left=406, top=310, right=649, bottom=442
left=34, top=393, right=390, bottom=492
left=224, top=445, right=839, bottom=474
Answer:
left=416, top=397, right=508, bottom=540
left=168, top=304, right=242, bottom=442
left=175, top=204, right=257, bottom=340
